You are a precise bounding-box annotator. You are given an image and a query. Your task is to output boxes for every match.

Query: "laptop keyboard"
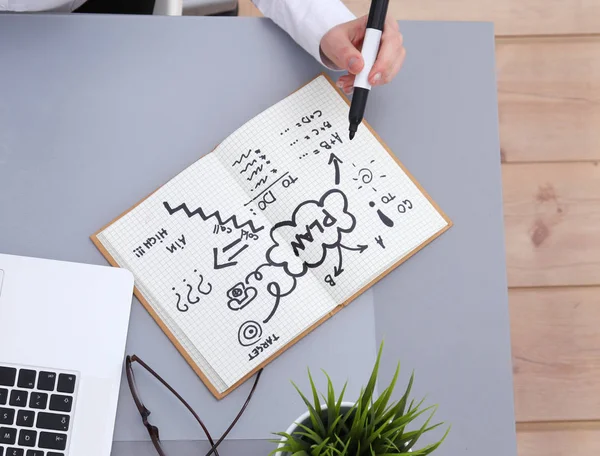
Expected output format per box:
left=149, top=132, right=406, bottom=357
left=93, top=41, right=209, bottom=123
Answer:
left=0, top=363, right=78, bottom=456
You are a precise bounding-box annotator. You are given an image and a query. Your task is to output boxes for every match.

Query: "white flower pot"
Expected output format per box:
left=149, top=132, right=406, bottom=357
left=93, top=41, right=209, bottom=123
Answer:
left=275, top=401, right=412, bottom=455
left=275, top=401, right=355, bottom=456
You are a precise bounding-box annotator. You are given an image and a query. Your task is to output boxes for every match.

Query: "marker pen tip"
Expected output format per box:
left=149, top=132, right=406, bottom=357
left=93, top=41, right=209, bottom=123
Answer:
left=349, top=130, right=355, bottom=140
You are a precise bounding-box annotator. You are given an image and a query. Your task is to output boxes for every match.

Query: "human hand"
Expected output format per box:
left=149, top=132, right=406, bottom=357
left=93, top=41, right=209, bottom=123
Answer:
left=320, top=14, right=406, bottom=94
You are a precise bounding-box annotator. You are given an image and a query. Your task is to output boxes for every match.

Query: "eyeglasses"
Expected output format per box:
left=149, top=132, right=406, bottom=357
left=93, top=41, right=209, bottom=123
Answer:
left=125, top=354, right=263, bottom=456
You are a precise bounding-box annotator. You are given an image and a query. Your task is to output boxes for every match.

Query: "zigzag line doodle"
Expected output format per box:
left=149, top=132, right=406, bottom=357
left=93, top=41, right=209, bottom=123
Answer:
left=254, top=176, right=268, bottom=190
left=163, top=201, right=264, bottom=234
left=240, top=159, right=257, bottom=174
left=247, top=165, right=264, bottom=181
left=232, top=150, right=252, bottom=167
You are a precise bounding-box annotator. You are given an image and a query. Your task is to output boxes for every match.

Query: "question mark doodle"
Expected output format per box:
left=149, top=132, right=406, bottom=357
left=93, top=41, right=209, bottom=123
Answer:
left=173, top=287, right=188, bottom=312
left=195, top=269, right=212, bottom=295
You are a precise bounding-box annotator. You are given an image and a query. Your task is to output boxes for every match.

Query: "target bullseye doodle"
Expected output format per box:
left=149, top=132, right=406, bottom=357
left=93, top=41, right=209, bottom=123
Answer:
left=238, top=320, right=263, bottom=346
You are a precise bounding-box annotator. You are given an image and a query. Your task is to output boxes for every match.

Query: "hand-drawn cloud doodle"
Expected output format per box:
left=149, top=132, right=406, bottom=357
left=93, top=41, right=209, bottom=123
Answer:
left=266, top=189, right=356, bottom=277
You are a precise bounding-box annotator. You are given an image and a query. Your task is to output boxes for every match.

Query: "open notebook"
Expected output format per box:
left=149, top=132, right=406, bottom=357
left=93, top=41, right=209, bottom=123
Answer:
left=92, top=74, right=452, bottom=399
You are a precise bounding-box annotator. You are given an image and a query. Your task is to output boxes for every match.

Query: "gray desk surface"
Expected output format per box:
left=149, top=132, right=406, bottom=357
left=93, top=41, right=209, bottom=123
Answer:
left=0, top=14, right=517, bottom=456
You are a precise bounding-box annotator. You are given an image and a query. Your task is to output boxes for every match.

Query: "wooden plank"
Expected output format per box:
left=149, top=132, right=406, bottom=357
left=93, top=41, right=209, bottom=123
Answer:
left=242, top=0, right=600, bottom=36
left=344, top=0, right=600, bottom=36
left=241, top=6, right=600, bottom=162
left=503, top=162, right=600, bottom=287
left=510, top=287, right=600, bottom=422
left=517, top=422, right=600, bottom=456
left=497, top=37, right=600, bottom=163
left=238, top=0, right=261, bottom=17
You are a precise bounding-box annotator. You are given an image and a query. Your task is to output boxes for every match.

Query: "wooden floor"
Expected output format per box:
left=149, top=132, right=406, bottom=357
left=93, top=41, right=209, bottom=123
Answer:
left=238, top=1, right=600, bottom=455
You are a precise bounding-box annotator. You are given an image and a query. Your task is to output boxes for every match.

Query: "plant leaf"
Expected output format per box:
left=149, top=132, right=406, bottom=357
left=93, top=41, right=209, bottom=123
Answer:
left=396, top=371, right=414, bottom=418
left=307, top=369, right=321, bottom=417
left=335, top=380, right=348, bottom=416
left=398, top=421, right=444, bottom=448
left=323, top=370, right=337, bottom=434
left=404, top=424, right=451, bottom=456
left=360, top=341, right=384, bottom=411
left=291, top=381, right=326, bottom=436
left=377, top=395, right=422, bottom=431
left=310, top=436, right=332, bottom=455
left=335, top=434, right=350, bottom=454
left=387, top=404, right=436, bottom=434
left=295, top=422, right=325, bottom=444
left=268, top=431, right=311, bottom=456
left=277, top=341, right=450, bottom=456
left=376, top=453, right=412, bottom=456
left=373, top=361, right=400, bottom=419
left=402, top=405, right=440, bottom=451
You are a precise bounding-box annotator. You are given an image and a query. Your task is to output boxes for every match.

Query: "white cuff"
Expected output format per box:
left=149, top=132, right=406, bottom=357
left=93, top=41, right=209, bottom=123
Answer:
left=253, top=0, right=356, bottom=70
left=302, top=0, right=357, bottom=70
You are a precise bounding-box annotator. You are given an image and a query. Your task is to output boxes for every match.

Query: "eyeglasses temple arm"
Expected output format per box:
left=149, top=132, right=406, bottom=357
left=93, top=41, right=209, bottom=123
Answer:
left=204, top=368, right=263, bottom=456
left=130, top=355, right=218, bottom=450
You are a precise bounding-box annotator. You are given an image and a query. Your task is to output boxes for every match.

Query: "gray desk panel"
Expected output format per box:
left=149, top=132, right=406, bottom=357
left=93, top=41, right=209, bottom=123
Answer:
left=0, top=14, right=517, bottom=456
left=366, top=21, right=517, bottom=455
left=112, top=439, right=274, bottom=455
left=112, top=290, right=377, bottom=442
left=0, top=13, right=379, bottom=443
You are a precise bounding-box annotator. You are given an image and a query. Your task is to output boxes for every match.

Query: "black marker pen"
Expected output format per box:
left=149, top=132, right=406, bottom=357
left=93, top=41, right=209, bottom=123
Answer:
left=348, top=0, right=389, bottom=140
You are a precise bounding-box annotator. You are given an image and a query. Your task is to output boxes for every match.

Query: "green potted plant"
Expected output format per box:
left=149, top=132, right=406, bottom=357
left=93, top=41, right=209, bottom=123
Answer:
left=270, top=342, right=450, bottom=456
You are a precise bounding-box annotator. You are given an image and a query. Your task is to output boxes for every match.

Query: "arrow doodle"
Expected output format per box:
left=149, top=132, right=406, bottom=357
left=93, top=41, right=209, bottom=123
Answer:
left=339, top=243, right=368, bottom=253
left=334, top=243, right=368, bottom=277
left=213, top=238, right=249, bottom=270
left=334, top=247, right=344, bottom=277
left=328, top=153, right=343, bottom=185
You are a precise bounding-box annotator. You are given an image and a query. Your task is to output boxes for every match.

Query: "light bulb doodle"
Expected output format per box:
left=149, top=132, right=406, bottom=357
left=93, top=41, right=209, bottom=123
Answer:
left=352, top=159, right=386, bottom=192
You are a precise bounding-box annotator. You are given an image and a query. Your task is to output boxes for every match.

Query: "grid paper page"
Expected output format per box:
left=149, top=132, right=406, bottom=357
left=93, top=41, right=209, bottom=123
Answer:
left=96, top=153, right=336, bottom=390
left=99, top=235, right=228, bottom=392
left=214, top=75, right=450, bottom=305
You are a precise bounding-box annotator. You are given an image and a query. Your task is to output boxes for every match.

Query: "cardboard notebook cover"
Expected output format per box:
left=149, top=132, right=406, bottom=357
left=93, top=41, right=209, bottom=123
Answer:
left=91, top=72, right=452, bottom=399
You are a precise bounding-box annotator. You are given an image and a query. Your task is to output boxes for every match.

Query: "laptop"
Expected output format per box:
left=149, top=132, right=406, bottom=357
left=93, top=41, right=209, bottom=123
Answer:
left=0, top=253, right=134, bottom=456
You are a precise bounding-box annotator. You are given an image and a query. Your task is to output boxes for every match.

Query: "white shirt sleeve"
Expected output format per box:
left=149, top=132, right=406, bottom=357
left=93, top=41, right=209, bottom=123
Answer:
left=251, top=0, right=356, bottom=70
